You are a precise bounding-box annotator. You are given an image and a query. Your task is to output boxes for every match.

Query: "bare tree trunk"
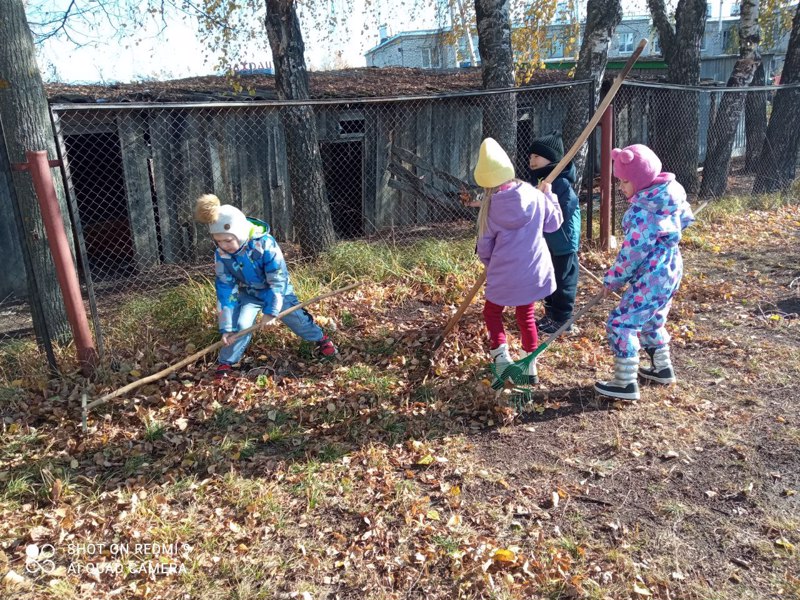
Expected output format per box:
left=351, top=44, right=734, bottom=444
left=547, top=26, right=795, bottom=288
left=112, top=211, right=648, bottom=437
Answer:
left=753, top=2, right=800, bottom=193
left=563, top=0, right=623, bottom=190
left=743, top=61, right=767, bottom=172
left=474, top=0, right=517, bottom=162
left=700, top=0, right=761, bottom=198
left=648, top=0, right=707, bottom=193
left=264, top=0, right=335, bottom=256
left=457, top=0, right=479, bottom=65
left=0, top=0, right=71, bottom=342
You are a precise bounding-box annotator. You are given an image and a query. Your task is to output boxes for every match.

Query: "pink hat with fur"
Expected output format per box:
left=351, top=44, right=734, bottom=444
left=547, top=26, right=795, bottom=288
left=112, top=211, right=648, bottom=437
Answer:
left=611, top=144, right=662, bottom=194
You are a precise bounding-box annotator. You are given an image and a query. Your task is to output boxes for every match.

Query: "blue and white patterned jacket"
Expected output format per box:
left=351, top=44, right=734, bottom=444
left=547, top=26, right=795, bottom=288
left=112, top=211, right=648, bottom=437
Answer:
left=604, top=173, right=695, bottom=293
left=214, top=218, right=293, bottom=332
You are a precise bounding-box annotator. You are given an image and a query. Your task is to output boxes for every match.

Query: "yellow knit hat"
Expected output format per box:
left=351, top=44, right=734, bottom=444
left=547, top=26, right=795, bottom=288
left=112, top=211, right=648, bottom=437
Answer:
left=473, top=138, right=515, bottom=188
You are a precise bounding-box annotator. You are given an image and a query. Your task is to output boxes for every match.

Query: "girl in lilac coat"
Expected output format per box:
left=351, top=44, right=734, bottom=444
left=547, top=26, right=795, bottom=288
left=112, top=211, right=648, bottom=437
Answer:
left=594, top=144, right=695, bottom=401
left=474, top=138, right=564, bottom=384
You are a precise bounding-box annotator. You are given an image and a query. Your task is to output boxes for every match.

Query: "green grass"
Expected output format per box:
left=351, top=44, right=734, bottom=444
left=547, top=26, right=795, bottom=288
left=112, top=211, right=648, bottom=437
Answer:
left=104, top=277, right=218, bottom=362
left=123, top=454, right=149, bottom=476
left=340, top=310, right=356, bottom=328
left=1, top=473, right=34, bottom=502
left=697, top=192, right=800, bottom=223
left=144, top=420, right=166, bottom=441
left=344, top=364, right=399, bottom=400
left=292, top=237, right=478, bottom=297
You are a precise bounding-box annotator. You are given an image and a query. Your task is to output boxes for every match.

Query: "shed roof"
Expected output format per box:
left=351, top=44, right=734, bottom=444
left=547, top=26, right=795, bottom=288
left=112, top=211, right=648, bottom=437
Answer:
left=44, top=67, right=570, bottom=104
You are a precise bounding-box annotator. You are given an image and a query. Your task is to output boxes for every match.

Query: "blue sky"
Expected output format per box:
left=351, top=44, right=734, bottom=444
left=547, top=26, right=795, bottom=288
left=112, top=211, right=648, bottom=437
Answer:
left=29, top=0, right=690, bottom=84
left=30, top=0, right=440, bottom=83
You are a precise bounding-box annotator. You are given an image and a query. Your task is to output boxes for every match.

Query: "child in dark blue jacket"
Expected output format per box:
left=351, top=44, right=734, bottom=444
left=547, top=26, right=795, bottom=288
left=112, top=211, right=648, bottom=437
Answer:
left=527, top=132, right=581, bottom=334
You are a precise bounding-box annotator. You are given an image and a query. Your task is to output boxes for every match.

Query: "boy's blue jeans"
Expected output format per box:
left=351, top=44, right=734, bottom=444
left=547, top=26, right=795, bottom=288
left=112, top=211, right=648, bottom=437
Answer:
left=218, top=292, right=325, bottom=366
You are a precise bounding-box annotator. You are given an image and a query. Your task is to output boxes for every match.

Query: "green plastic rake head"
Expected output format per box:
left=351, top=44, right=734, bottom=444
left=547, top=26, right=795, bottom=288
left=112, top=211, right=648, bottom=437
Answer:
left=491, top=342, right=548, bottom=390
left=488, top=292, right=605, bottom=391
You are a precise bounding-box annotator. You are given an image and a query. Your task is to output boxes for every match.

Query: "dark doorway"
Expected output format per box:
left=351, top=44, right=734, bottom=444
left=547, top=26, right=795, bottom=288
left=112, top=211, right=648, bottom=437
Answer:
left=516, top=111, right=534, bottom=178
left=65, top=132, right=134, bottom=279
left=320, top=140, right=364, bottom=239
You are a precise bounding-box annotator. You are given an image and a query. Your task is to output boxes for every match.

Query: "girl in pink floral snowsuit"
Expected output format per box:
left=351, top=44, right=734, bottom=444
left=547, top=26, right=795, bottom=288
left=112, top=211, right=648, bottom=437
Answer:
left=595, top=144, right=695, bottom=401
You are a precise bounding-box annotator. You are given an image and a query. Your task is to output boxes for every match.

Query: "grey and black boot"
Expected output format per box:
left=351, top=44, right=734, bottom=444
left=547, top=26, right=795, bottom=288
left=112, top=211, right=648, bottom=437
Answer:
left=640, top=346, right=676, bottom=384
left=594, top=356, right=640, bottom=401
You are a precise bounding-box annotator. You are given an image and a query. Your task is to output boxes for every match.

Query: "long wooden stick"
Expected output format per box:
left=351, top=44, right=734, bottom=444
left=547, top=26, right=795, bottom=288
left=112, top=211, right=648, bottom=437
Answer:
left=432, top=40, right=648, bottom=352
left=85, top=282, right=361, bottom=412
left=580, top=263, right=622, bottom=300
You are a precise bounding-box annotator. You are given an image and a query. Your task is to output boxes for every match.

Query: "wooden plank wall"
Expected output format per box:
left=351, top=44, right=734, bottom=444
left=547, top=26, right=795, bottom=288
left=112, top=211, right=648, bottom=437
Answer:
left=117, top=111, right=160, bottom=270
left=53, top=94, right=558, bottom=275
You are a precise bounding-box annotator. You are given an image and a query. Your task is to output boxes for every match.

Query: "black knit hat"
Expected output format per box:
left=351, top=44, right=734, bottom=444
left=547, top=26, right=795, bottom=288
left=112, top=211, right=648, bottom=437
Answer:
left=528, top=131, right=564, bottom=164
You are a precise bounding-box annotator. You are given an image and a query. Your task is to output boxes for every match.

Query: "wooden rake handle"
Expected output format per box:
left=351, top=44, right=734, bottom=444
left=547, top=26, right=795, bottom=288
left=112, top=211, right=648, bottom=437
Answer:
left=543, top=38, right=648, bottom=186
left=85, top=282, right=361, bottom=411
left=433, top=39, right=647, bottom=353
left=535, top=290, right=606, bottom=353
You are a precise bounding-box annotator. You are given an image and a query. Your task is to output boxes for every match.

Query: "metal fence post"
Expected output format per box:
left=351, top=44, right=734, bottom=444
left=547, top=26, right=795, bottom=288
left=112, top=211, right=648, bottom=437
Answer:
left=49, top=108, right=105, bottom=364
left=14, top=151, right=97, bottom=374
left=584, top=78, right=597, bottom=242
left=599, top=102, right=614, bottom=251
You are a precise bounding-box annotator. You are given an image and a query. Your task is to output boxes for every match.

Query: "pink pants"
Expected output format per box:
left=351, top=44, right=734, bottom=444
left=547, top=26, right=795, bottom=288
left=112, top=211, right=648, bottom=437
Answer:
left=483, top=300, right=538, bottom=352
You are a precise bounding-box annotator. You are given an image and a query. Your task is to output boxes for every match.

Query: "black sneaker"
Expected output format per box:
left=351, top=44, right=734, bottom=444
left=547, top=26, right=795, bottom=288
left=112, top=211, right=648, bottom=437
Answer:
left=537, top=316, right=578, bottom=335
left=536, top=316, right=559, bottom=334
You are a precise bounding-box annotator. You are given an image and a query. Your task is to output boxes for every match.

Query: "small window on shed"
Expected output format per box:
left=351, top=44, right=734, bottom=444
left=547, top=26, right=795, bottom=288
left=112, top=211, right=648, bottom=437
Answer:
left=338, top=117, right=364, bottom=137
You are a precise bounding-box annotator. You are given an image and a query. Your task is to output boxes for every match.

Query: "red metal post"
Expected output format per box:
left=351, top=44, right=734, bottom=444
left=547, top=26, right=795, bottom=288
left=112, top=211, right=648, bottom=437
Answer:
left=24, top=151, right=97, bottom=373
left=599, top=103, right=614, bottom=252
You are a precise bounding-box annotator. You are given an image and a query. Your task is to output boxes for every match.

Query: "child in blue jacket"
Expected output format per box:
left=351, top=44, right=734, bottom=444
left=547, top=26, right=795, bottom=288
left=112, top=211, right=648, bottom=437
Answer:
left=594, top=145, right=695, bottom=401
left=194, top=194, right=337, bottom=379
left=527, top=131, right=581, bottom=334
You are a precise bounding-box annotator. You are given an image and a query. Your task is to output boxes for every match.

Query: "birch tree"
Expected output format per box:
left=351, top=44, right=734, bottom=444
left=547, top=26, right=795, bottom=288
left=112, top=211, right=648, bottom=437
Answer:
left=474, top=0, right=517, bottom=160
left=648, top=0, right=707, bottom=192
left=753, top=1, right=800, bottom=193
left=700, top=0, right=761, bottom=199
left=562, top=0, right=623, bottom=190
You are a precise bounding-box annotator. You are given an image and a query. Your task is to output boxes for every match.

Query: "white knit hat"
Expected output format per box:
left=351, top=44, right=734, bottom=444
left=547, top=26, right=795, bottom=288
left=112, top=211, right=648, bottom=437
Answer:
left=474, top=138, right=515, bottom=188
left=194, top=194, right=251, bottom=246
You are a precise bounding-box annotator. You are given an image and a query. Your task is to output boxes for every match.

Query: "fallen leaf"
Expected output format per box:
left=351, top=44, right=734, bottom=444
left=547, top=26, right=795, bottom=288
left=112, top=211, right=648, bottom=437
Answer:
left=493, top=548, right=516, bottom=563
left=2, top=570, right=27, bottom=587
left=29, top=526, right=50, bottom=542
left=775, top=538, right=795, bottom=552
left=633, top=582, right=652, bottom=596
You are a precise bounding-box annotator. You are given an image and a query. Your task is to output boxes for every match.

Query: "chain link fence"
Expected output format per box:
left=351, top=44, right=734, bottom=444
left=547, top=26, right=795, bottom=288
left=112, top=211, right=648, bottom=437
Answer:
left=40, top=81, right=592, bottom=362
left=612, top=80, right=800, bottom=227
left=3, top=77, right=799, bottom=372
